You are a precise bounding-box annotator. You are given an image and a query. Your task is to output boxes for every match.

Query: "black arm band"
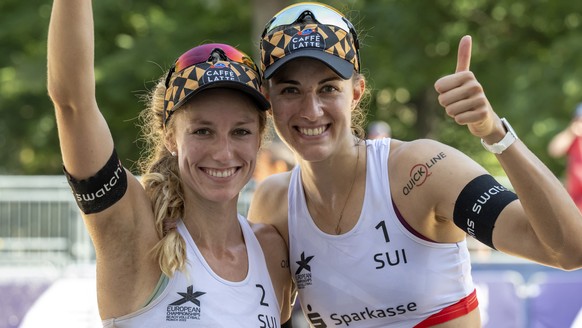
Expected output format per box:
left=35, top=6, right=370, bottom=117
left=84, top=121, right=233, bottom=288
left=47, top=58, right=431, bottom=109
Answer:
left=453, top=174, right=518, bottom=250
left=64, top=149, right=128, bottom=215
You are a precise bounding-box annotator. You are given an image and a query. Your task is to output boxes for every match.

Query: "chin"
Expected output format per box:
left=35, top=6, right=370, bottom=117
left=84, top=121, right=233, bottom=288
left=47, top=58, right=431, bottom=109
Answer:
left=206, top=194, right=239, bottom=205
left=298, top=147, right=331, bottom=162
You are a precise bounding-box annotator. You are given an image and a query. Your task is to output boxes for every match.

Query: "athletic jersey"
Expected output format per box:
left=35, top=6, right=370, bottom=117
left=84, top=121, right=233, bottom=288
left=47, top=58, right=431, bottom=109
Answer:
left=103, top=214, right=280, bottom=328
left=288, top=138, right=475, bottom=328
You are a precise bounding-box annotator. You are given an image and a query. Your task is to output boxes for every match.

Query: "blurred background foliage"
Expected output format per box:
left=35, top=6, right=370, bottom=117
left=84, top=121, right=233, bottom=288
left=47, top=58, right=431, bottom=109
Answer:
left=2, top=0, right=582, bottom=178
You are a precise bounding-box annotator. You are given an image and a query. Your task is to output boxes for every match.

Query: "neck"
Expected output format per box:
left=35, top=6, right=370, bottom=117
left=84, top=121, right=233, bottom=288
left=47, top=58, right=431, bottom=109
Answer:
left=182, top=196, right=242, bottom=248
left=300, top=140, right=364, bottom=234
left=300, top=139, right=362, bottom=200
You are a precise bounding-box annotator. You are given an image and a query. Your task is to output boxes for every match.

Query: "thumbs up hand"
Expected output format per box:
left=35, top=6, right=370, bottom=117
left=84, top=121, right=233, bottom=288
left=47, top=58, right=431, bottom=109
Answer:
left=434, top=36, right=503, bottom=142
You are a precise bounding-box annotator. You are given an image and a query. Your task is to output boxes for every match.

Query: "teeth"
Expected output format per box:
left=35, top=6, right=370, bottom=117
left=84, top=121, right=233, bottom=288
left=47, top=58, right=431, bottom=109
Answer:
left=205, top=168, right=236, bottom=178
left=299, top=126, right=325, bottom=136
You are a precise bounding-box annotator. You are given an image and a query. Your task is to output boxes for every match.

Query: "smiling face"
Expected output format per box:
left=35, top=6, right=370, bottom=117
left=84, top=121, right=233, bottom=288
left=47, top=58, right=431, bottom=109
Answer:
left=167, top=88, right=262, bottom=204
left=266, top=58, right=363, bottom=162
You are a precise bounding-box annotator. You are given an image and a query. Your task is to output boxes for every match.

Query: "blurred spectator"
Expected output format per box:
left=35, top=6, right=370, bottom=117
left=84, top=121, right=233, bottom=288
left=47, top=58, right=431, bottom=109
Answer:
left=367, top=120, right=391, bottom=139
left=548, top=103, right=582, bottom=212
left=254, top=140, right=296, bottom=183
left=238, top=139, right=295, bottom=215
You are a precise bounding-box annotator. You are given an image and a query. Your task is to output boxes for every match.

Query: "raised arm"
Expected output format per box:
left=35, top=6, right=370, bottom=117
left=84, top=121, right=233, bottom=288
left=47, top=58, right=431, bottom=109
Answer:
left=47, top=0, right=160, bottom=318
left=47, top=0, right=114, bottom=177
left=434, top=36, right=582, bottom=270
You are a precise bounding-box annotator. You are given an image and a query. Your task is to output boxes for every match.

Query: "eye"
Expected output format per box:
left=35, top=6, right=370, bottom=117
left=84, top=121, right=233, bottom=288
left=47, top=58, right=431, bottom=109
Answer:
left=321, top=84, right=339, bottom=93
left=233, top=128, right=252, bottom=136
left=192, top=128, right=211, bottom=135
left=280, top=86, right=299, bottom=95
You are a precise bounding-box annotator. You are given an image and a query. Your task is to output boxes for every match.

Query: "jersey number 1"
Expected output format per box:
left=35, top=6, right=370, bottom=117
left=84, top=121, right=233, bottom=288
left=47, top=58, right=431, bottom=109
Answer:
left=375, top=220, right=390, bottom=243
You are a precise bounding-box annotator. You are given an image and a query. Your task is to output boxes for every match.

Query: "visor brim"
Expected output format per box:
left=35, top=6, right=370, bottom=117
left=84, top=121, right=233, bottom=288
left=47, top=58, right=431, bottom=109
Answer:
left=263, top=49, right=354, bottom=80
left=176, top=81, right=270, bottom=113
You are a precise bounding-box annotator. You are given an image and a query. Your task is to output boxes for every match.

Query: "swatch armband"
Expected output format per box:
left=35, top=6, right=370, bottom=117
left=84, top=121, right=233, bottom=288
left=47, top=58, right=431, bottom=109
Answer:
left=64, top=149, right=128, bottom=215
left=453, top=174, right=517, bottom=250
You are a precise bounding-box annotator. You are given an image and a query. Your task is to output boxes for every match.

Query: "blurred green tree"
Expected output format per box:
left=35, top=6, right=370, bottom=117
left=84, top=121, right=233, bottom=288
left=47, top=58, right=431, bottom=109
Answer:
left=1, top=0, right=581, bottom=179
left=354, top=0, right=582, bottom=177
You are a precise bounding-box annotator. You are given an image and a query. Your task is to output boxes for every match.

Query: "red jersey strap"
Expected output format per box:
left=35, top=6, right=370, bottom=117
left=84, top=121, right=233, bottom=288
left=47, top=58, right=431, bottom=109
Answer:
left=414, top=289, right=479, bottom=328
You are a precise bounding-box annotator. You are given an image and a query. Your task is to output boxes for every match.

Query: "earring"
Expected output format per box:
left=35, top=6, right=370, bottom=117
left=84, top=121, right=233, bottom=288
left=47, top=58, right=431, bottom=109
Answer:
left=171, top=151, right=177, bottom=157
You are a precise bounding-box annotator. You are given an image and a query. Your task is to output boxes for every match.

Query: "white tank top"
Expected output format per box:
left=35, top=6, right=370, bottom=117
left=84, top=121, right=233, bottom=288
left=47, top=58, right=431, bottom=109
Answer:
left=103, top=214, right=280, bottom=328
left=288, top=138, right=474, bottom=328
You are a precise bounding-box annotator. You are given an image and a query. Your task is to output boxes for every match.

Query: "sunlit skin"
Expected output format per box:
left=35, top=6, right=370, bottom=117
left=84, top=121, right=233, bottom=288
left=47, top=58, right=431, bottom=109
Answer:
left=168, top=88, right=261, bottom=213
left=266, top=58, right=364, bottom=164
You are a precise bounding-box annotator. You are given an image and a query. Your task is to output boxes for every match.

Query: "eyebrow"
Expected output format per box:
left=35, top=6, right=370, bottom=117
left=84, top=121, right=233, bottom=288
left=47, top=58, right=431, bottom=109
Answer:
left=275, top=75, right=343, bottom=85
left=188, top=114, right=258, bottom=126
left=319, top=76, right=343, bottom=84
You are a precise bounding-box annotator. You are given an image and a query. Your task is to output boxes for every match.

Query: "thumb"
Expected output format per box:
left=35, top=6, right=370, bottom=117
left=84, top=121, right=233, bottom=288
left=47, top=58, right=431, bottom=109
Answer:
left=455, top=35, right=472, bottom=73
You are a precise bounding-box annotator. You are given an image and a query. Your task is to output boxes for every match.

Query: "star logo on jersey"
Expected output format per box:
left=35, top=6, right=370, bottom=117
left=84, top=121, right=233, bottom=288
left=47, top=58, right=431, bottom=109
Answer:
left=166, top=285, right=205, bottom=322
left=170, top=285, right=206, bottom=306
left=295, top=252, right=314, bottom=275
left=295, top=252, right=314, bottom=289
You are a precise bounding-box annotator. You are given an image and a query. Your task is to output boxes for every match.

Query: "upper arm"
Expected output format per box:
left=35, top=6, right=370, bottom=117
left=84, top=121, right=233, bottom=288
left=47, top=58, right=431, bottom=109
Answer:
left=248, top=173, right=294, bottom=322
left=48, top=0, right=162, bottom=317
left=81, top=173, right=161, bottom=318
left=248, top=172, right=291, bottom=244
left=47, top=0, right=146, bottom=245
left=390, top=139, right=557, bottom=262
left=82, top=173, right=156, bottom=251
left=55, top=105, right=115, bottom=179
left=389, top=139, right=489, bottom=241
left=252, top=222, right=294, bottom=322
left=48, top=0, right=116, bottom=178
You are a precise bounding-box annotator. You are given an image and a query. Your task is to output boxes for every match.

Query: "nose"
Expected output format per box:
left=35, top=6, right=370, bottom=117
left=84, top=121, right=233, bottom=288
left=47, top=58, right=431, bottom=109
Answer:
left=299, top=92, right=324, bottom=121
left=212, top=134, right=234, bottom=162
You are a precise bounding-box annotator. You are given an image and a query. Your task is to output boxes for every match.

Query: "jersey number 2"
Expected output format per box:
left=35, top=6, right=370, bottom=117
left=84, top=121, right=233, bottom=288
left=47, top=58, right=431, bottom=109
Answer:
left=256, top=284, right=269, bottom=306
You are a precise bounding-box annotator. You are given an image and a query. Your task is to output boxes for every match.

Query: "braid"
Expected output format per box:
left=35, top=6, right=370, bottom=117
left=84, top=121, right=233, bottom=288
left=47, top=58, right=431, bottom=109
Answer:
left=138, top=78, right=187, bottom=277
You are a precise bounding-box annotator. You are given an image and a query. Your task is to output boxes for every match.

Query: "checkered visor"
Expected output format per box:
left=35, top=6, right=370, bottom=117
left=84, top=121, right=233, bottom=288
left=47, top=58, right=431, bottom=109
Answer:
left=163, top=60, right=266, bottom=127
left=260, top=23, right=359, bottom=78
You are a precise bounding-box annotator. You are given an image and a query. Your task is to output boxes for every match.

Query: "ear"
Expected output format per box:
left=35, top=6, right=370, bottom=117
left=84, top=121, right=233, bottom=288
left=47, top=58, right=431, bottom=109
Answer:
left=352, top=76, right=366, bottom=108
left=164, top=130, right=177, bottom=156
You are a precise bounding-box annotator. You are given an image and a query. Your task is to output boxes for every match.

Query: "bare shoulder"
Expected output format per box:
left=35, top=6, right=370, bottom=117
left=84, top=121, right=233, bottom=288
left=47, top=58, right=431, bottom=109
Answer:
left=248, top=171, right=291, bottom=242
left=389, top=138, right=484, bottom=178
left=252, top=171, right=292, bottom=204
left=251, top=222, right=286, bottom=250
left=390, top=138, right=457, bottom=161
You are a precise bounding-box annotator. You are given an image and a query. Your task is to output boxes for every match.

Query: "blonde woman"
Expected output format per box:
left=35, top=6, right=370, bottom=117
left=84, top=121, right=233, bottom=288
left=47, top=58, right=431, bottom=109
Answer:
left=47, top=0, right=293, bottom=326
